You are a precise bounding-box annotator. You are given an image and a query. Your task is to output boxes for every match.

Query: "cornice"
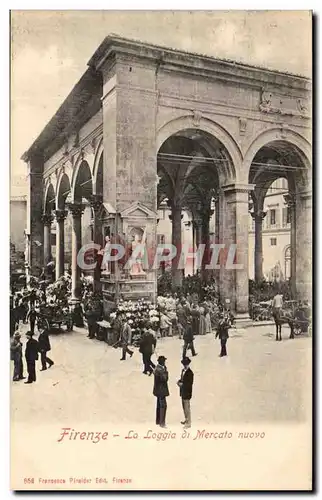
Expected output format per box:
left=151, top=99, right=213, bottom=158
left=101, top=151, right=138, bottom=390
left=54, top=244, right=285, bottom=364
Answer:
left=89, top=35, right=311, bottom=91
left=158, top=93, right=311, bottom=127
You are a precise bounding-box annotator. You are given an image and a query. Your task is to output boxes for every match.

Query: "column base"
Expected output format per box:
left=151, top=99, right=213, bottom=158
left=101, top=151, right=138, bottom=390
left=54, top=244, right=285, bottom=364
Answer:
left=234, top=313, right=253, bottom=329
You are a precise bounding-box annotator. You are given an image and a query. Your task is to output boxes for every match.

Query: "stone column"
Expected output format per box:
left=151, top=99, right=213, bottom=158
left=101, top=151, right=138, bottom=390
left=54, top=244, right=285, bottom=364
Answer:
left=68, top=203, right=85, bottom=302
left=250, top=209, right=266, bottom=283
left=169, top=205, right=183, bottom=286
left=201, top=207, right=214, bottom=282
left=214, top=196, right=220, bottom=283
left=284, top=193, right=297, bottom=297
left=90, top=195, right=103, bottom=248
left=41, top=214, right=53, bottom=267
left=89, top=194, right=103, bottom=291
left=295, top=191, right=312, bottom=300
left=192, top=216, right=203, bottom=273
left=55, top=209, right=68, bottom=280
left=220, top=184, right=253, bottom=319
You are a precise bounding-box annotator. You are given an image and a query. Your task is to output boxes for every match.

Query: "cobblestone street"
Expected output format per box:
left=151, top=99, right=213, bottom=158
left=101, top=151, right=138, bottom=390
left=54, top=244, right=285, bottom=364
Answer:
left=11, top=324, right=312, bottom=426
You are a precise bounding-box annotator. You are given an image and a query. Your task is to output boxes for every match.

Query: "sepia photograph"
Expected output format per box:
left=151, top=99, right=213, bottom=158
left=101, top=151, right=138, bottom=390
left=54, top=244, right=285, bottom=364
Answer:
left=10, top=10, right=312, bottom=491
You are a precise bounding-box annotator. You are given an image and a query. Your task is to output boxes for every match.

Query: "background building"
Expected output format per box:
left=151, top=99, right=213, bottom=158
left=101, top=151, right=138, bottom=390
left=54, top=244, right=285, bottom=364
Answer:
left=157, top=177, right=291, bottom=282
left=10, top=175, right=27, bottom=253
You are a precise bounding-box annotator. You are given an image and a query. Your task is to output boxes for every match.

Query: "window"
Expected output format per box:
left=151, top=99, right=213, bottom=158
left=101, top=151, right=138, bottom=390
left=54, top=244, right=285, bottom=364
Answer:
left=270, top=238, right=277, bottom=246
left=287, top=208, right=291, bottom=224
left=157, top=234, right=165, bottom=245
left=270, top=209, right=276, bottom=226
left=282, top=207, right=291, bottom=227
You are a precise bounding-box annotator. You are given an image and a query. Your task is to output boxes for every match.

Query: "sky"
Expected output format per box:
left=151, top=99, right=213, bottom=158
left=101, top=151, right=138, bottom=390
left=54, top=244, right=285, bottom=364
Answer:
left=11, top=10, right=312, bottom=193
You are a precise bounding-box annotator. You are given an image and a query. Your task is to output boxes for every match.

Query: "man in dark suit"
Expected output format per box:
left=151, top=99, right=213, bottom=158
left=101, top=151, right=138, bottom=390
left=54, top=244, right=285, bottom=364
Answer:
left=215, top=314, right=231, bottom=357
left=177, top=357, right=194, bottom=428
left=26, top=307, right=38, bottom=334
left=153, top=355, right=169, bottom=428
left=139, top=324, right=156, bottom=375
left=120, top=315, right=134, bottom=361
left=182, top=316, right=197, bottom=358
left=85, top=306, right=98, bottom=339
left=24, top=331, right=39, bottom=383
left=38, top=328, right=54, bottom=370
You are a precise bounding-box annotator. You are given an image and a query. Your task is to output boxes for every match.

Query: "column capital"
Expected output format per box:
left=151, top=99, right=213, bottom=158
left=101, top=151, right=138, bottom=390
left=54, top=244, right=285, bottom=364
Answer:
left=68, top=203, right=85, bottom=218
left=55, top=209, right=68, bottom=223
left=283, top=193, right=296, bottom=208
left=169, top=213, right=183, bottom=221
left=41, top=213, right=54, bottom=226
left=250, top=210, right=267, bottom=222
left=89, top=194, right=103, bottom=212
left=222, top=183, right=255, bottom=194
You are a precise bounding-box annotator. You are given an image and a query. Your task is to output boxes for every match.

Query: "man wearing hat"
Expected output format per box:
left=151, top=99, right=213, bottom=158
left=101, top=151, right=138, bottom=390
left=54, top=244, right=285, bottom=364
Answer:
left=10, top=331, right=25, bottom=381
left=38, top=328, right=54, bottom=370
left=153, top=355, right=169, bottom=428
left=24, top=331, right=40, bottom=384
left=177, top=357, right=194, bottom=428
left=139, top=323, right=156, bottom=375
left=119, top=314, right=134, bottom=361
left=215, top=313, right=231, bottom=357
left=182, top=316, right=197, bottom=358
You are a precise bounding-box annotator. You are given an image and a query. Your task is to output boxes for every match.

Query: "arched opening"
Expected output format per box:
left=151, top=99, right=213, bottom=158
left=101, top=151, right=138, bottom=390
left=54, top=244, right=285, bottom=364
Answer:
left=73, top=160, right=93, bottom=202
left=42, top=183, right=56, bottom=269
left=56, top=174, right=72, bottom=274
left=157, top=128, right=234, bottom=288
left=44, top=183, right=55, bottom=214
left=248, top=139, right=311, bottom=298
left=94, top=153, right=103, bottom=197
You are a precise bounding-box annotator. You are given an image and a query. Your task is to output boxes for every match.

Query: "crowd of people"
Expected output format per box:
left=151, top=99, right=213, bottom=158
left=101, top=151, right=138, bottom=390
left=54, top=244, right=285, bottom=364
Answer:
left=108, top=296, right=234, bottom=429
left=10, top=328, right=54, bottom=384
left=11, top=273, right=311, bottom=428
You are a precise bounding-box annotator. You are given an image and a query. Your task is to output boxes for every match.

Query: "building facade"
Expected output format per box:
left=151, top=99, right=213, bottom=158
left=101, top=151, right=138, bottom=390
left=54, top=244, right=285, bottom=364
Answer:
left=22, top=36, right=312, bottom=321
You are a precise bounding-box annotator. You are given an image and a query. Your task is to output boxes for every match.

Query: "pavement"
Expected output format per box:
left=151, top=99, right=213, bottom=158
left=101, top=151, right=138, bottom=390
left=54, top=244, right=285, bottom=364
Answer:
left=11, top=323, right=312, bottom=426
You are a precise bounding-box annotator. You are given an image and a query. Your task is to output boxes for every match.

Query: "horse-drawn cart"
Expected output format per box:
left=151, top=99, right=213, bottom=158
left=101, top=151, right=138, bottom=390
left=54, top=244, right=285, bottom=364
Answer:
left=273, top=300, right=311, bottom=340
left=36, top=304, right=73, bottom=332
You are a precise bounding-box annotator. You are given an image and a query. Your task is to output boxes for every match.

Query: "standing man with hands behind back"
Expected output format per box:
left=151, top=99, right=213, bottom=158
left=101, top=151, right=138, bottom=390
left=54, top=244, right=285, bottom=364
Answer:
left=153, top=355, right=169, bottom=428
left=177, top=357, right=194, bottom=429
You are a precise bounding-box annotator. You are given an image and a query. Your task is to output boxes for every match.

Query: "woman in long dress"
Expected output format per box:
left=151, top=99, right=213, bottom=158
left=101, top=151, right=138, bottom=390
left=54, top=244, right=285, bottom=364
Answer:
left=204, top=303, right=212, bottom=334
left=199, top=305, right=207, bottom=335
left=191, top=303, right=200, bottom=336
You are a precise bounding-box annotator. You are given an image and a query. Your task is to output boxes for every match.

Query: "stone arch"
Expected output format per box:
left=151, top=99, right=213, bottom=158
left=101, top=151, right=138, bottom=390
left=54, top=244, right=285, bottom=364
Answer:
left=56, top=171, right=72, bottom=209
left=157, top=115, right=242, bottom=184
left=92, top=136, right=104, bottom=194
left=244, top=127, right=312, bottom=188
left=44, top=182, right=55, bottom=213
left=71, top=158, right=93, bottom=202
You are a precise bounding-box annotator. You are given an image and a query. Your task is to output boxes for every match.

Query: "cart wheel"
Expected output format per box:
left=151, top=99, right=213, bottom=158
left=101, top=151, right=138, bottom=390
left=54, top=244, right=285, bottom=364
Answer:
left=293, top=325, right=302, bottom=336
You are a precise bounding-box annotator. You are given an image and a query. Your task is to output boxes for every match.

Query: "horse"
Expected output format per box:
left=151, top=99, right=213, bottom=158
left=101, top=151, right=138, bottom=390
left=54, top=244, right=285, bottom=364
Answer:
left=272, top=307, right=295, bottom=341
